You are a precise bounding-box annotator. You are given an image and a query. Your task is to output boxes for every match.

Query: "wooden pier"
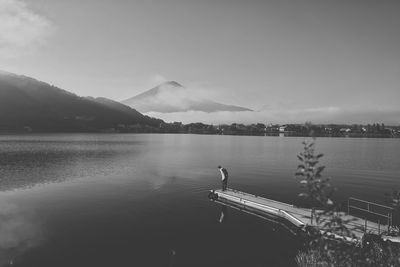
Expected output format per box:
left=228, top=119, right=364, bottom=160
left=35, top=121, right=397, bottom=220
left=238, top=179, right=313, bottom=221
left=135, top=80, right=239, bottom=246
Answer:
left=209, top=188, right=400, bottom=243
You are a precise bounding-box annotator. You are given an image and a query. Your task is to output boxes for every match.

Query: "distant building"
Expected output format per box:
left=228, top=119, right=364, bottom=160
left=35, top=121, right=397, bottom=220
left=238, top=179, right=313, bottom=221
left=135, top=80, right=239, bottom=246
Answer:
left=340, top=128, right=351, bottom=133
left=279, top=125, right=287, bottom=132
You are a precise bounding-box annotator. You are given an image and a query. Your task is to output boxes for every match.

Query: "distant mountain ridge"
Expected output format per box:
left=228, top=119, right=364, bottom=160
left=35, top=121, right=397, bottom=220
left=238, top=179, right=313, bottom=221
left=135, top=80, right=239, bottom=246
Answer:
left=122, top=81, right=252, bottom=113
left=0, top=71, right=162, bottom=132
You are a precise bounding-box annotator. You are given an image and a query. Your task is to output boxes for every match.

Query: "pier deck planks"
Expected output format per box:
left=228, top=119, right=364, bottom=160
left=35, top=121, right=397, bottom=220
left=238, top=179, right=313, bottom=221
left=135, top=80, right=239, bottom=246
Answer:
left=212, top=188, right=400, bottom=243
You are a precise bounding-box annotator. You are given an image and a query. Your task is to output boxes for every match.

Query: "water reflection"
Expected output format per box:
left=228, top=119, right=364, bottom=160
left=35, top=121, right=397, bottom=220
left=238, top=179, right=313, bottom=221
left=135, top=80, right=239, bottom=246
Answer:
left=0, top=138, right=143, bottom=191
left=169, top=249, right=176, bottom=267
left=219, top=206, right=228, bottom=224
left=0, top=134, right=398, bottom=266
left=0, top=198, right=43, bottom=266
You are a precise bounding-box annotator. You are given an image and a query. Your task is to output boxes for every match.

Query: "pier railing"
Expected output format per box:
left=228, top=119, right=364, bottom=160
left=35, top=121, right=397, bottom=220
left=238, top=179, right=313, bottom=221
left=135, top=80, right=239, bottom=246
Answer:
left=347, top=197, right=393, bottom=233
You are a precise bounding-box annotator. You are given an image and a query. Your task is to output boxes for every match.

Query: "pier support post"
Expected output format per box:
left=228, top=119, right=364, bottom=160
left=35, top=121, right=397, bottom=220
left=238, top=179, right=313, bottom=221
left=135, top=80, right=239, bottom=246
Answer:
left=364, top=218, right=367, bottom=232
left=378, top=220, right=380, bottom=234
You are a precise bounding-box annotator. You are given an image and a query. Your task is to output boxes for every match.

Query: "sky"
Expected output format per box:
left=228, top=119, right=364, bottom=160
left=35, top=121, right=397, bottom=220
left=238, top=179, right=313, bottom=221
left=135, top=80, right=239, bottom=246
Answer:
left=1, top=0, right=399, bottom=124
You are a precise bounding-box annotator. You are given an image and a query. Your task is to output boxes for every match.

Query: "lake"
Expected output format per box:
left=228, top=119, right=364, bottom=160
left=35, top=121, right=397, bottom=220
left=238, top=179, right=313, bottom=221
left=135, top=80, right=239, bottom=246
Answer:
left=0, top=134, right=399, bottom=266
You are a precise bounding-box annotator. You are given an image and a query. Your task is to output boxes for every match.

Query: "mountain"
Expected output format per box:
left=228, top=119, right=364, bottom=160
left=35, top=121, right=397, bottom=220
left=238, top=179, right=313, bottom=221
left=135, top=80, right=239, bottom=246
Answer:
left=0, top=71, right=162, bottom=132
left=121, top=81, right=252, bottom=113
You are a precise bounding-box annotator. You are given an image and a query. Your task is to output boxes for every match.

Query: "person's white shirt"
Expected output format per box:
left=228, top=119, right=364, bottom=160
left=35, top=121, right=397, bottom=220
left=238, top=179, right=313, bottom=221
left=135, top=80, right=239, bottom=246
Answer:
left=219, top=168, right=226, bottom=181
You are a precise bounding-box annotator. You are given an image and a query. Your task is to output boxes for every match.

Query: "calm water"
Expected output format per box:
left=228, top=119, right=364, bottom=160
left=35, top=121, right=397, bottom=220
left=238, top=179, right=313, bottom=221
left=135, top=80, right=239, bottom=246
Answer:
left=0, top=134, right=399, bottom=266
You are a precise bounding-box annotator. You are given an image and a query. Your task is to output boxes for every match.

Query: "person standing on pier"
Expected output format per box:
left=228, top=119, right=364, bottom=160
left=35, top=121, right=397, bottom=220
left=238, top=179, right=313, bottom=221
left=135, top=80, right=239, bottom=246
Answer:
left=218, top=166, right=228, bottom=191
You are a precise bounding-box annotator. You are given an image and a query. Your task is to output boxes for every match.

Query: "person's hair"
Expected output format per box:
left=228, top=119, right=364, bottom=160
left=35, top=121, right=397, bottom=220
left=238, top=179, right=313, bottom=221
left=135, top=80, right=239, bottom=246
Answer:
left=218, top=166, right=222, bottom=169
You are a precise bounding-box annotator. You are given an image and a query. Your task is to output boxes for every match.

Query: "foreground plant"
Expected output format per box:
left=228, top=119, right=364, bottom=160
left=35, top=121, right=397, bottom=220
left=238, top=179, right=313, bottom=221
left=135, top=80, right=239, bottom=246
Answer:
left=295, top=138, right=400, bottom=266
left=295, top=139, right=331, bottom=215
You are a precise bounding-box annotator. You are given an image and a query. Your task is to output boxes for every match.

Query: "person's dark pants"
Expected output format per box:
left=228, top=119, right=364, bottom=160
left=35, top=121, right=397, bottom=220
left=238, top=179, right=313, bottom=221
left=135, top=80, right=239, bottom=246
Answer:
left=222, top=178, right=228, bottom=191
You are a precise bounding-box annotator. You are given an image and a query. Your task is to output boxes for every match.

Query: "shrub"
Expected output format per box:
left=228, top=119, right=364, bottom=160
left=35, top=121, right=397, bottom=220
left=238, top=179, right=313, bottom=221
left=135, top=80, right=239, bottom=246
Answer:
left=295, top=138, right=400, bottom=266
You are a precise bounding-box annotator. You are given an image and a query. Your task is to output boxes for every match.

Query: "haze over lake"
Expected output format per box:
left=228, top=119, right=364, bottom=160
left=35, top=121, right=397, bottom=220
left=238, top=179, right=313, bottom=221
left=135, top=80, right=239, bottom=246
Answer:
left=1, top=0, right=400, bottom=265
left=0, top=134, right=399, bottom=266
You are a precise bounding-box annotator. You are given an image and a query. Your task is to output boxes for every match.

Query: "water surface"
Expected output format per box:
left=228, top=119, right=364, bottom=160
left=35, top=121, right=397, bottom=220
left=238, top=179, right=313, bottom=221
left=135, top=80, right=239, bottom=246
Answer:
left=0, top=134, right=399, bottom=266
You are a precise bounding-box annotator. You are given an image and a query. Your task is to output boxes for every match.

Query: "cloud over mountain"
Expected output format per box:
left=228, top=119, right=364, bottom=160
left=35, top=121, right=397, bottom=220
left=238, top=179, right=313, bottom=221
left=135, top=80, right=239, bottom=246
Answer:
left=146, top=106, right=400, bottom=125
left=122, top=81, right=252, bottom=113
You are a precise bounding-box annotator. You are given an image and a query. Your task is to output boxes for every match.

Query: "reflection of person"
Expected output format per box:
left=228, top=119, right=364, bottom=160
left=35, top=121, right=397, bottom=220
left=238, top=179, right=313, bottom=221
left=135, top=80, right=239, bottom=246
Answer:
left=218, top=166, right=228, bottom=191
left=169, top=249, right=176, bottom=267
left=219, top=206, right=227, bottom=223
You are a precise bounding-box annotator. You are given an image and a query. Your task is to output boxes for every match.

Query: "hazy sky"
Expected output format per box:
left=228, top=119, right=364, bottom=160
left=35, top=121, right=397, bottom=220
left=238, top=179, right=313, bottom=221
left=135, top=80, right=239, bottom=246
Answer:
left=1, top=0, right=399, bottom=123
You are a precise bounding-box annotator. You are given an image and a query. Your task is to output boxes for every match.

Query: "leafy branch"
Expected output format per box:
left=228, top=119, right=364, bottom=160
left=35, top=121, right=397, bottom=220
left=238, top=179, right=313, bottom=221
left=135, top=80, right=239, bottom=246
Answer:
left=295, top=138, right=400, bottom=266
left=295, top=138, right=333, bottom=223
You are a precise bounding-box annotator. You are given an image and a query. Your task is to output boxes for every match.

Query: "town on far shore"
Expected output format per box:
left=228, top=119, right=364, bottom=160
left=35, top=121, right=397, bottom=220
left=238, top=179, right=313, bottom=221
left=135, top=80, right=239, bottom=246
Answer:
left=4, top=121, right=399, bottom=138
left=158, top=122, right=400, bottom=137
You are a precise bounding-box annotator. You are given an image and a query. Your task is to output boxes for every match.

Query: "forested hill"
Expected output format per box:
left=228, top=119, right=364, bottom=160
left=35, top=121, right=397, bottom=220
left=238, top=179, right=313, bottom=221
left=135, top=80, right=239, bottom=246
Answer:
left=0, top=71, right=163, bottom=132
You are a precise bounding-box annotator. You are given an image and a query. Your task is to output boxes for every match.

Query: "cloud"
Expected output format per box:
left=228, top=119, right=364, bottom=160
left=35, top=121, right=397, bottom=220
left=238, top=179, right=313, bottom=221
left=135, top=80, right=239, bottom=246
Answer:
left=146, top=106, right=400, bottom=125
left=128, top=79, right=230, bottom=113
left=0, top=0, right=53, bottom=58
left=154, top=82, right=216, bottom=110
left=150, top=74, right=168, bottom=85
left=153, top=83, right=192, bottom=110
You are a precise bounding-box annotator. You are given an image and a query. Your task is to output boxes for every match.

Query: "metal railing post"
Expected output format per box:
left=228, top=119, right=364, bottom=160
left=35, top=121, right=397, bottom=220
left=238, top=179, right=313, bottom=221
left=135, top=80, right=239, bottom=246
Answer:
left=348, top=197, right=394, bottom=233
left=378, top=220, right=380, bottom=234
left=391, top=213, right=393, bottom=226
left=388, top=213, right=390, bottom=232
left=364, top=218, right=367, bottom=232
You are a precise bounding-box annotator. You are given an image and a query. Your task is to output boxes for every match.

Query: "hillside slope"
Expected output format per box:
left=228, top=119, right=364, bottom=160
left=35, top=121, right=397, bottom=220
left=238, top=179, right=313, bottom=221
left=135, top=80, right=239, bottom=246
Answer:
left=0, top=71, right=162, bottom=132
